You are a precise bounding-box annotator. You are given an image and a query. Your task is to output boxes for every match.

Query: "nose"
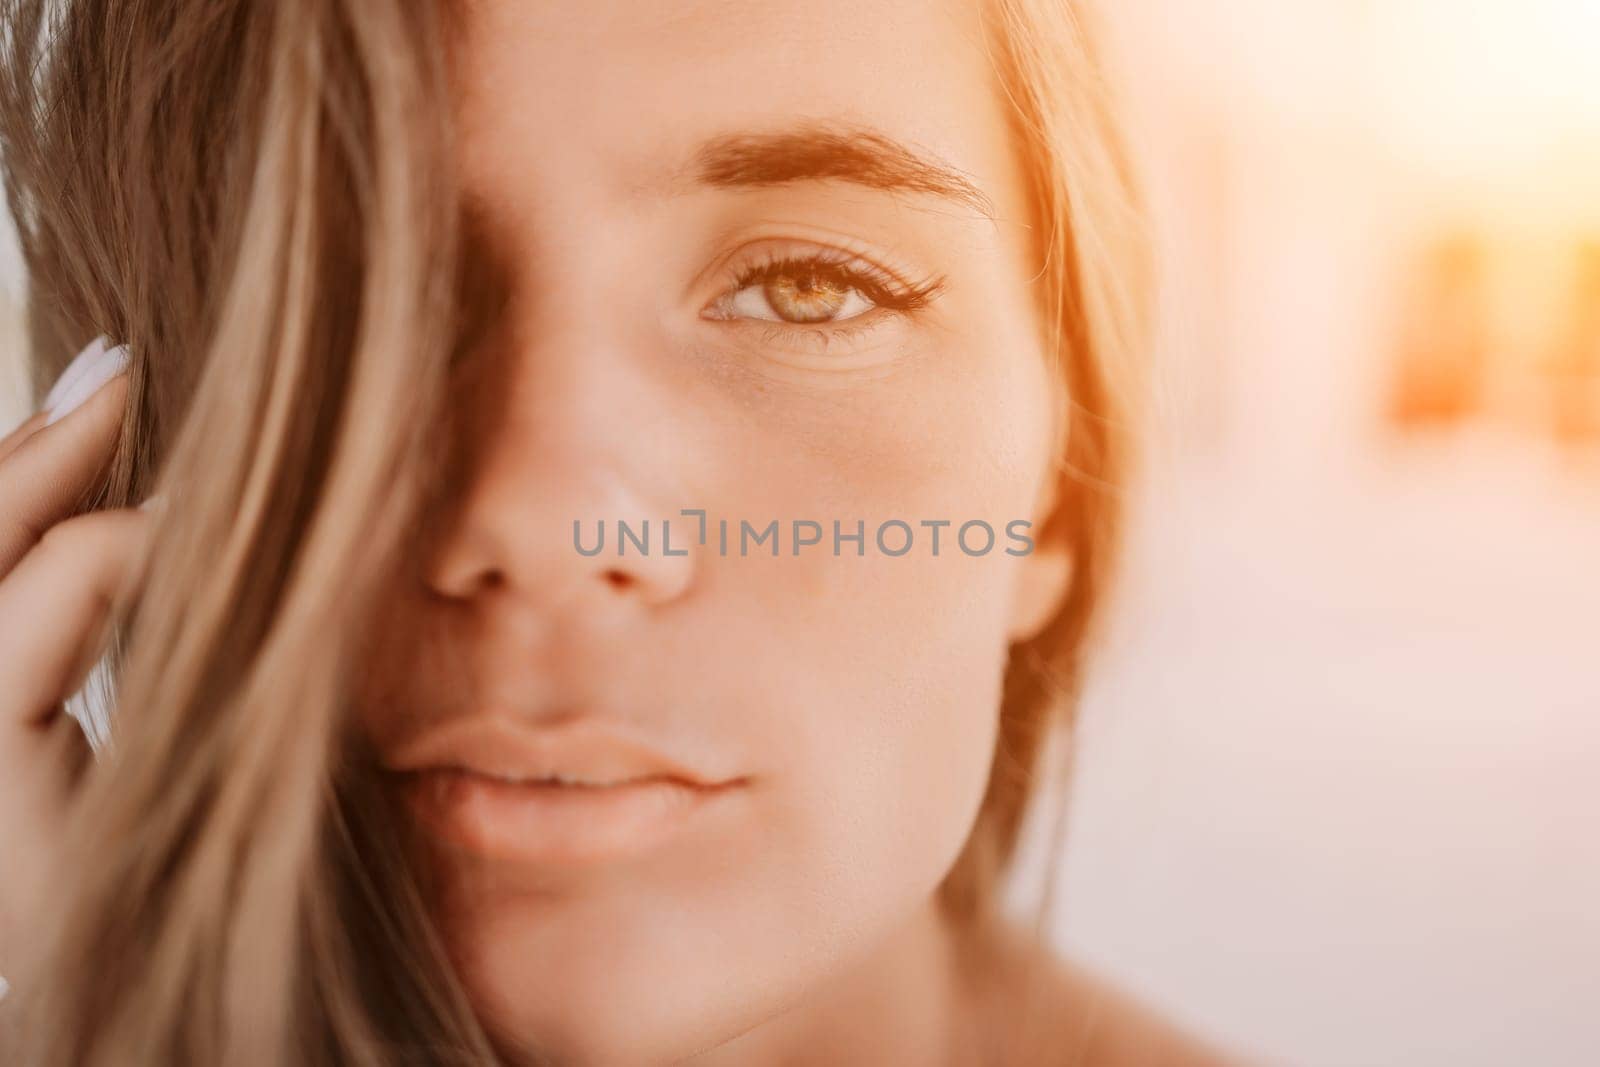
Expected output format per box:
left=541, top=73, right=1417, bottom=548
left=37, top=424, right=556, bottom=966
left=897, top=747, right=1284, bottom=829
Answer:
left=421, top=324, right=697, bottom=618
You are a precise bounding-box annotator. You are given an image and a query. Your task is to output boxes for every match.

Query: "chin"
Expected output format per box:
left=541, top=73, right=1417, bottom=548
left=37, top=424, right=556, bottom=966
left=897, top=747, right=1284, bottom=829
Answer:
left=440, top=885, right=799, bottom=1066
left=464, top=954, right=777, bottom=1066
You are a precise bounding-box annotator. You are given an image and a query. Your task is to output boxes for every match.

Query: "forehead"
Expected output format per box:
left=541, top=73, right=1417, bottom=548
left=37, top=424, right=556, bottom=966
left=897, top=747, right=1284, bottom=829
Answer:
left=448, top=0, right=1021, bottom=214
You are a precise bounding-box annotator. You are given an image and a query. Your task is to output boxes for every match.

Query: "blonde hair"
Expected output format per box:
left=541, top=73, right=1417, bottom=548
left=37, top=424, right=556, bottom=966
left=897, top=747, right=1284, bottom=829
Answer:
left=943, top=0, right=1149, bottom=925
left=0, top=0, right=1147, bottom=1061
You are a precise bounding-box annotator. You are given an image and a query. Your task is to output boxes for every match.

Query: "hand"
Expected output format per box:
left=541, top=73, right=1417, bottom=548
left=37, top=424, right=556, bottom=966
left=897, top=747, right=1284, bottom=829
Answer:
left=0, top=338, right=152, bottom=995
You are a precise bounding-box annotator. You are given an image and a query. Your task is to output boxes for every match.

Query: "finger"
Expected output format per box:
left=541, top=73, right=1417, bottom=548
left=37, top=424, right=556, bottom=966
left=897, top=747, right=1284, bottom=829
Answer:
left=6, top=708, right=93, bottom=820
left=0, top=508, right=153, bottom=733
left=0, top=705, right=92, bottom=971
left=0, top=411, right=48, bottom=466
left=0, top=371, right=129, bottom=578
left=0, top=334, right=114, bottom=462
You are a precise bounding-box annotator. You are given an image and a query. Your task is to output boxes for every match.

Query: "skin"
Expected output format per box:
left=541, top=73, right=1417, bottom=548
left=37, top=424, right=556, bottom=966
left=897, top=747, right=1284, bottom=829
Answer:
left=356, top=1, right=1070, bottom=1062
left=0, top=1, right=1235, bottom=1063
left=0, top=374, right=152, bottom=987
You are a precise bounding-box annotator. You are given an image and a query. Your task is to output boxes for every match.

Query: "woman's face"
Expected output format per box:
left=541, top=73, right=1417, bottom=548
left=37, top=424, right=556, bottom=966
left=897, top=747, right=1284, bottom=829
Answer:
left=357, top=0, right=1070, bottom=1060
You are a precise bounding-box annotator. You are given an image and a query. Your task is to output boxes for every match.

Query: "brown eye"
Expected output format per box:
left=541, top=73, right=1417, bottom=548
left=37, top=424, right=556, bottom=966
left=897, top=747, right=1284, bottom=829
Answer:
left=724, top=264, right=875, bottom=324
left=764, top=273, right=851, bottom=323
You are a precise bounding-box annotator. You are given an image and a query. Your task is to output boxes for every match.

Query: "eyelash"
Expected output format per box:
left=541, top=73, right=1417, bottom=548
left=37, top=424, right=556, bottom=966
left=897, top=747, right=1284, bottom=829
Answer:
left=706, top=248, right=946, bottom=339
left=733, top=253, right=942, bottom=312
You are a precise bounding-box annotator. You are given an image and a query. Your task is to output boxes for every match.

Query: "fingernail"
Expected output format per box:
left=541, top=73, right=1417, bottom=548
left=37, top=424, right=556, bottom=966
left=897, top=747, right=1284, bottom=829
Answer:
left=138, top=492, right=167, bottom=514
left=42, top=335, right=110, bottom=411
left=44, top=338, right=131, bottom=427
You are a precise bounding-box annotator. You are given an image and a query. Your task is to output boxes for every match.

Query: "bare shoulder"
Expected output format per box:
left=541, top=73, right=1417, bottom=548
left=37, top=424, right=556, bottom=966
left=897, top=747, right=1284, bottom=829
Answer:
left=957, top=918, right=1247, bottom=1067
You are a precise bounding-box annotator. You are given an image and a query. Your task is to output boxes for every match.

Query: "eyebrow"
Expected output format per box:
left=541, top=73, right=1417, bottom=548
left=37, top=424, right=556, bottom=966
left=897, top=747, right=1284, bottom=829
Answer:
left=690, top=123, right=995, bottom=221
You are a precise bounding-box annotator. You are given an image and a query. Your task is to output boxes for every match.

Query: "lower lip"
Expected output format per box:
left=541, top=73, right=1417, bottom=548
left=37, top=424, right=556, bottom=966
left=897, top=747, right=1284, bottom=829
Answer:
left=397, top=769, right=733, bottom=866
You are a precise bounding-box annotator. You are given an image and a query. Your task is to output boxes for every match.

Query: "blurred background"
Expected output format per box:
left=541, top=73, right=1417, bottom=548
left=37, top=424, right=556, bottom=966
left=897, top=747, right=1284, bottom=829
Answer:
left=2, top=2, right=1597, bottom=1064
left=1045, top=2, right=1600, bottom=1065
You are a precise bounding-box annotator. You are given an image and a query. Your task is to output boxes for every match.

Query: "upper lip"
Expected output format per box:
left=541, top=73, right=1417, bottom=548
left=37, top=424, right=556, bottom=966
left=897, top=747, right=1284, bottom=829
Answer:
left=382, top=715, right=731, bottom=789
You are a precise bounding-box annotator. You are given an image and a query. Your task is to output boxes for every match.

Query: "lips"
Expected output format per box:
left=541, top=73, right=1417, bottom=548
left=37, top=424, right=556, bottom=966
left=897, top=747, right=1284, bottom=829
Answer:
left=383, top=715, right=742, bottom=866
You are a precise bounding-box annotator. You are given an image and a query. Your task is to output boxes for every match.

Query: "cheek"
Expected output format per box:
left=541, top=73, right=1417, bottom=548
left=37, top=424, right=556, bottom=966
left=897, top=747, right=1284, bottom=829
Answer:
left=754, top=550, right=1012, bottom=935
left=686, top=306, right=1055, bottom=878
left=675, top=311, right=1056, bottom=939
